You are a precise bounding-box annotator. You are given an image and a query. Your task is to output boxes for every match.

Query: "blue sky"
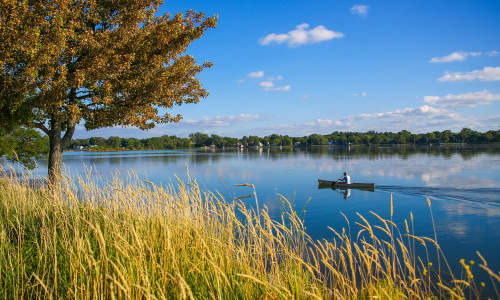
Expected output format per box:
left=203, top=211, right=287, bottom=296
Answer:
left=75, top=0, right=500, bottom=138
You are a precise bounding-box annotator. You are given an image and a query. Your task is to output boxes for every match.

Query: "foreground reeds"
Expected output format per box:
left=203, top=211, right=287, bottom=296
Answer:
left=0, top=172, right=498, bottom=299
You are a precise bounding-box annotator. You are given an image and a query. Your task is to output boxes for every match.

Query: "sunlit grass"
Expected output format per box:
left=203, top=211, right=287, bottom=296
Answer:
left=0, top=171, right=498, bottom=299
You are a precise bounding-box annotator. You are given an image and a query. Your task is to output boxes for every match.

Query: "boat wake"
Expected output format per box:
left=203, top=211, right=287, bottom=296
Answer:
left=376, top=185, right=500, bottom=205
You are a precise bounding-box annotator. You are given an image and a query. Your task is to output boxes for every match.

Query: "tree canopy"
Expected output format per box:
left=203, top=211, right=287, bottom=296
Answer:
left=0, top=0, right=216, bottom=183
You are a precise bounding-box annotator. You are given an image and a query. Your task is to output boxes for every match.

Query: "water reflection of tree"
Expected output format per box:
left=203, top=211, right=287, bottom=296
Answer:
left=191, top=146, right=500, bottom=163
left=36, top=146, right=500, bottom=169
left=108, top=156, right=122, bottom=165
left=304, top=145, right=500, bottom=161
left=189, top=152, right=217, bottom=165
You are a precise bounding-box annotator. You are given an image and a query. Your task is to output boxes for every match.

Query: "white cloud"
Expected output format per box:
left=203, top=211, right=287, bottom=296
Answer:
left=349, top=105, right=459, bottom=123
left=241, top=72, right=290, bottom=91
left=429, top=50, right=500, bottom=62
left=316, top=119, right=334, bottom=126
left=238, top=70, right=264, bottom=82
left=476, top=116, right=500, bottom=128
left=265, top=105, right=468, bottom=136
left=249, top=101, right=500, bottom=136
left=259, top=79, right=291, bottom=92
left=73, top=114, right=263, bottom=138
left=429, top=51, right=481, bottom=63
left=259, top=81, right=274, bottom=88
left=424, top=90, right=500, bottom=107
left=438, top=66, right=500, bottom=82
left=327, top=105, right=469, bottom=132
left=350, top=5, right=369, bottom=17
left=247, top=71, right=264, bottom=78
left=181, top=114, right=261, bottom=128
left=487, top=50, right=499, bottom=57
left=353, top=92, right=367, bottom=97
left=273, top=85, right=291, bottom=91
left=266, top=75, right=284, bottom=81
left=259, top=23, right=343, bottom=47
left=314, top=119, right=343, bottom=127
left=276, top=75, right=283, bottom=80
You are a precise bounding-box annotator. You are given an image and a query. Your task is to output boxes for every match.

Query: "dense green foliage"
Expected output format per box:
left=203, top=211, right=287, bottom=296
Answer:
left=0, top=127, right=48, bottom=169
left=65, top=128, right=500, bottom=150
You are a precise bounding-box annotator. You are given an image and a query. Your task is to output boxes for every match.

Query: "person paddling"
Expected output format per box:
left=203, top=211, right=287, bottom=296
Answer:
left=337, top=172, right=351, bottom=184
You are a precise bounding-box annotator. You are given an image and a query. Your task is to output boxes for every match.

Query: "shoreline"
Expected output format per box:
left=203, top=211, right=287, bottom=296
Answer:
left=65, top=142, right=500, bottom=152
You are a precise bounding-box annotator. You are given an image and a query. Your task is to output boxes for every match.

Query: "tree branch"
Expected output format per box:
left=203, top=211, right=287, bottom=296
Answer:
left=61, top=121, right=76, bottom=148
left=32, top=122, right=50, bottom=135
left=75, top=94, right=93, bottom=100
left=76, top=89, right=91, bottom=95
left=62, top=88, right=78, bottom=148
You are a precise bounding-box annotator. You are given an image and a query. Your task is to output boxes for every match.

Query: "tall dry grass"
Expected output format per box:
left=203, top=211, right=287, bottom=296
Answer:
left=0, top=171, right=498, bottom=299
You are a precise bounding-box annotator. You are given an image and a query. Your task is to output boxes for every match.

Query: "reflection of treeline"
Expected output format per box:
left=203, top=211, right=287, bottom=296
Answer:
left=66, top=128, right=500, bottom=150
left=73, top=146, right=500, bottom=168
left=305, top=144, right=500, bottom=160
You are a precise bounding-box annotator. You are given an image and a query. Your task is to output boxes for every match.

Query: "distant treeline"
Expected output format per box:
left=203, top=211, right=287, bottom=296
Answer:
left=66, top=128, right=500, bottom=150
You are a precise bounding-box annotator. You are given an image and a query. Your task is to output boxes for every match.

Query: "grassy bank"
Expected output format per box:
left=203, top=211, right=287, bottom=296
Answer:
left=0, top=174, right=498, bottom=299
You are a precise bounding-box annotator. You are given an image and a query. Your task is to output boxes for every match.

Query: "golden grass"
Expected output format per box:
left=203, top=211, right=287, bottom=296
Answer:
left=0, top=171, right=498, bottom=299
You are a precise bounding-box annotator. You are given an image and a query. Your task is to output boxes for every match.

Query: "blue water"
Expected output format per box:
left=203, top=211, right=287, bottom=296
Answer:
left=22, top=146, right=500, bottom=274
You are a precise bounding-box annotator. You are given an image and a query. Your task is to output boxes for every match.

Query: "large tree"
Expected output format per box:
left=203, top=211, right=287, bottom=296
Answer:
left=0, top=0, right=216, bottom=184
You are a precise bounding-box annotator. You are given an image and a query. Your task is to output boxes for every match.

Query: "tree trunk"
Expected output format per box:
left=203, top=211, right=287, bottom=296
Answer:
left=48, top=121, right=63, bottom=186
left=47, top=119, right=76, bottom=187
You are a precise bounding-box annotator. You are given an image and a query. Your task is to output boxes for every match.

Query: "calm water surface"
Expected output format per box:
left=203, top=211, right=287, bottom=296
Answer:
left=29, top=146, right=500, bottom=273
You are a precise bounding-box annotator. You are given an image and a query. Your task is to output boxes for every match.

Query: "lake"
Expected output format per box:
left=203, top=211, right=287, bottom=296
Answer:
left=27, top=145, right=500, bottom=274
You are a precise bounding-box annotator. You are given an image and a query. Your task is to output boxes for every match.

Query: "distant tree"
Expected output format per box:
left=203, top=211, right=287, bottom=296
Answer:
left=361, top=134, right=371, bottom=145
left=308, top=134, right=328, bottom=145
left=121, top=138, right=142, bottom=149
left=48, top=128, right=500, bottom=156
left=441, top=130, right=452, bottom=143
left=247, top=136, right=261, bottom=146
left=282, top=136, right=293, bottom=146
left=371, top=135, right=381, bottom=145
left=268, top=134, right=281, bottom=146
left=484, top=131, right=496, bottom=143
left=0, top=1, right=216, bottom=184
left=144, top=137, right=163, bottom=149
left=396, top=130, right=411, bottom=144
left=459, top=128, right=474, bottom=143
left=177, top=137, right=192, bottom=148
left=207, top=134, right=219, bottom=147
left=190, top=132, right=210, bottom=147
left=337, top=134, right=347, bottom=145
left=67, top=138, right=90, bottom=149
left=107, top=137, right=122, bottom=149
left=224, top=137, right=239, bottom=147
left=427, top=132, right=437, bottom=144
left=89, top=137, right=106, bottom=147
left=293, top=136, right=307, bottom=146
left=163, top=136, right=177, bottom=149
